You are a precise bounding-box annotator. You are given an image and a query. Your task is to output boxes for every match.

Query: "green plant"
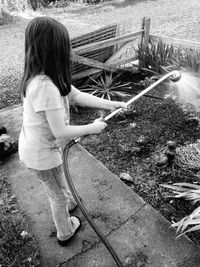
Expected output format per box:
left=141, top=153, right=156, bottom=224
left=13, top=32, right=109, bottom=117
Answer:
left=133, top=75, right=161, bottom=88
left=135, top=39, right=200, bottom=75
left=79, top=72, right=132, bottom=100
left=7, top=0, right=29, bottom=12
left=174, top=48, right=200, bottom=73
left=175, top=141, right=200, bottom=170
left=28, top=0, right=55, bottom=10
left=0, top=8, right=14, bottom=25
left=135, top=39, right=178, bottom=74
left=160, top=182, right=200, bottom=237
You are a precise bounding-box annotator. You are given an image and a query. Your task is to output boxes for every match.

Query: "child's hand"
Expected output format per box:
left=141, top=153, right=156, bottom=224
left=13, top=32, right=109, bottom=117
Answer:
left=109, top=101, right=127, bottom=112
left=90, top=118, right=107, bottom=134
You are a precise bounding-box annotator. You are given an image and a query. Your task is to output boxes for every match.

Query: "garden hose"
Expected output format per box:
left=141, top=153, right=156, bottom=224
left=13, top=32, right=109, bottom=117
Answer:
left=62, top=70, right=181, bottom=267
left=63, top=139, right=124, bottom=267
left=104, top=70, right=181, bottom=121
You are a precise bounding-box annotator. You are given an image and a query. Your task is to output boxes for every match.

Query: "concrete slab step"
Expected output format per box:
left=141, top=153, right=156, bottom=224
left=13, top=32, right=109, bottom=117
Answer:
left=1, top=105, right=200, bottom=267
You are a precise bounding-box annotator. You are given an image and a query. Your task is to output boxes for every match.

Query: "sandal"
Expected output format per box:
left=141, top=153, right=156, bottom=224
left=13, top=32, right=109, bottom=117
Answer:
left=57, top=216, right=82, bottom=246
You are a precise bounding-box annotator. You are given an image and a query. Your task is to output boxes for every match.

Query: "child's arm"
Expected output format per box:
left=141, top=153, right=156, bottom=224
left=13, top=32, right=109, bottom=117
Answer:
left=45, top=109, right=107, bottom=139
left=72, top=91, right=127, bottom=111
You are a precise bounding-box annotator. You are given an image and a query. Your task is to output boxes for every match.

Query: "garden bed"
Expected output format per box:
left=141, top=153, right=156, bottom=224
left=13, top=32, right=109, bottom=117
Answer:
left=71, top=71, right=200, bottom=246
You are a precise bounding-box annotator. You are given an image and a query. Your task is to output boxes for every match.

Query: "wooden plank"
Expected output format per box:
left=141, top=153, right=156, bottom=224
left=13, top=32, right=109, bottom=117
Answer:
left=150, top=34, right=200, bottom=50
left=72, top=54, right=123, bottom=72
left=109, top=55, right=138, bottom=67
left=72, top=68, right=102, bottom=81
left=72, top=56, right=139, bottom=80
left=113, top=23, right=121, bottom=53
left=71, top=24, right=118, bottom=79
left=73, top=52, right=138, bottom=70
left=72, top=54, right=139, bottom=82
left=71, top=24, right=117, bottom=48
left=106, top=40, right=138, bottom=64
left=71, top=47, right=115, bottom=74
left=72, top=31, right=117, bottom=49
left=74, top=30, right=144, bottom=54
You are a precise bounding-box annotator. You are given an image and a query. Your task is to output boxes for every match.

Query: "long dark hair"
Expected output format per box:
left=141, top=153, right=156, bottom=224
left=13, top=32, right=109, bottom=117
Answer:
left=21, top=16, right=72, bottom=97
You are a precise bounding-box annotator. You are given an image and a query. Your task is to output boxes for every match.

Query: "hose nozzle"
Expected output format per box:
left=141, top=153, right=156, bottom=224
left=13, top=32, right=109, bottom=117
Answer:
left=169, top=71, right=181, bottom=82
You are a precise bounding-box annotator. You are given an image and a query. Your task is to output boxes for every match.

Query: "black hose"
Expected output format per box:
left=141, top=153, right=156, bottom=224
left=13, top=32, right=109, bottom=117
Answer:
left=63, top=139, right=124, bottom=267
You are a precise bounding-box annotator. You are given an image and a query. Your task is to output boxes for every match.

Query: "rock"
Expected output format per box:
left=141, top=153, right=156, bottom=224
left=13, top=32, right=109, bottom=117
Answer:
left=79, top=134, right=100, bottom=146
left=136, top=135, right=146, bottom=146
left=129, top=122, right=136, bottom=128
left=131, top=147, right=141, bottom=152
left=119, top=172, right=133, bottom=182
left=125, top=256, right=132, bottom=264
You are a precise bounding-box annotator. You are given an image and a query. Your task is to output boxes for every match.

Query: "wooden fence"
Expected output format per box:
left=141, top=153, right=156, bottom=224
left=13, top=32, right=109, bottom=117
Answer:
left=71, top=17, right=200, bottom=87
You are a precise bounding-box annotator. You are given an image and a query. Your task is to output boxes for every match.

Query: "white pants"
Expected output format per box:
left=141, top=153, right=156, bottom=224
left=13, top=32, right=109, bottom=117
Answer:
left=33, top=164, right=79, bottom=240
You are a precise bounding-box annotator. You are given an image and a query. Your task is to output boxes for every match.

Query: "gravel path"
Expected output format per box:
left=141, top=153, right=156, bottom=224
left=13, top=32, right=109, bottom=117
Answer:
left=0, top=0, right=200, bottom=109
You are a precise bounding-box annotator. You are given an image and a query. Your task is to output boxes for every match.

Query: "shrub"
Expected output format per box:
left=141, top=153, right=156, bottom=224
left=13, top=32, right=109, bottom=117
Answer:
left=28, top=0, right=54, bottom=10
left=0, top=8, right=14, bottom=25
left=135, top=40, right=179, bottom=75
left=135, top=39, right=200, bottom=75
left=7, top=0, right=28, bottom=12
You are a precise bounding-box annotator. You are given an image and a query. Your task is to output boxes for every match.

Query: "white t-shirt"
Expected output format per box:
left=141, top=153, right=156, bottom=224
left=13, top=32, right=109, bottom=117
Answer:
left=19, top=75, right=80, bottom=170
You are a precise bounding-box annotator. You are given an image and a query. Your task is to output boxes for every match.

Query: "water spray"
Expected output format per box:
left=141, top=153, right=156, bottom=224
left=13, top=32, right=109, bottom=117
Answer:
left=63, top=70, right=182, bottom=267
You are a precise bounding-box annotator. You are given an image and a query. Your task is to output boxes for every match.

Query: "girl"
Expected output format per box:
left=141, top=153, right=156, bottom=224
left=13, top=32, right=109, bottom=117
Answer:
left=19, top=17, right=126, bottom=246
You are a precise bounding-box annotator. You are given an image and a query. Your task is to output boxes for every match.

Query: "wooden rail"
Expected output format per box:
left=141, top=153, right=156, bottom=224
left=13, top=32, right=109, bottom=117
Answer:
left=71, top=16, right=200, bottom=87
left=72, top=54, right=124, bottom=72
left=71, top=18, right=149, bottom=85
left=150, top=34, right=200, bottom=50
left=74, top=30, right=143, bottom=55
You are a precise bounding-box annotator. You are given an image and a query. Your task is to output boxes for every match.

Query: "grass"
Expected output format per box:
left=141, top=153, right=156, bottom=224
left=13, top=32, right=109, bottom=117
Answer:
left=0, top=167, right=40, bottom=266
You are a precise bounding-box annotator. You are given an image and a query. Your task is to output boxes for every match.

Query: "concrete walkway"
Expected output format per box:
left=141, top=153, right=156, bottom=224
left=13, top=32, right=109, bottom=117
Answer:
left=1, top=105, right=200, bottom=267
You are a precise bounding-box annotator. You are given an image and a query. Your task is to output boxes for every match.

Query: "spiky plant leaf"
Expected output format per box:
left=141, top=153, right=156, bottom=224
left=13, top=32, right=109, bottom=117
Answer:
left=79, top=72, right=133, bottom=100
left=135, top=38, right=200, bottom=75
left=161, top=182, right=200, bottom=237
left=161, top=182, right=200, bottom=191
left=160, top=183, right=200, bottom=203
left=191, top=206, right=200, bottom=216
left=173, top=218, right=200, bottom=238
left=160, top=184, right=192, bottom=192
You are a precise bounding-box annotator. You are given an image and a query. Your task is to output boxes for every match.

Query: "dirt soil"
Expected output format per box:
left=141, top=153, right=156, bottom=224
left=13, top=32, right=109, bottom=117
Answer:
left=70, top=76, right=200, bottom=246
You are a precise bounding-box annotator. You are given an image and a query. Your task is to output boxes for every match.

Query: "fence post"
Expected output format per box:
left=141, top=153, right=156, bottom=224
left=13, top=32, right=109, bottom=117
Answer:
left=139, top=17, right=151, bottom=67
left=141, top=17, right=151, bottom=47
